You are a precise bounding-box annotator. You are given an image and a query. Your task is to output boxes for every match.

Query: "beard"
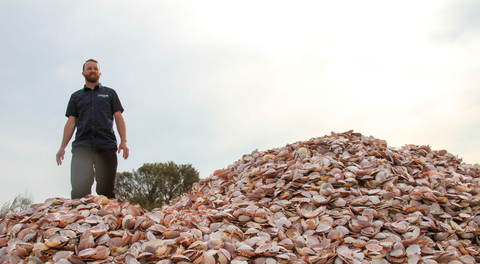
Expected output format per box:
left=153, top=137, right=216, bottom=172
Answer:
left=85, top=73, right=99, bottom=83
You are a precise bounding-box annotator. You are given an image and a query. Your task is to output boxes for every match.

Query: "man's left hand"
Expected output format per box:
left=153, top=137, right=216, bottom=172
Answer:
left=118, top=142, right=129, bottom=159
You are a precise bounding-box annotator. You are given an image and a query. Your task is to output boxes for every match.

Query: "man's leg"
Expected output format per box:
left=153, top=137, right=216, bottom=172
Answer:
left=93, top=149, right=118, bottom=199
left=71, top=147, right=95, bottom=199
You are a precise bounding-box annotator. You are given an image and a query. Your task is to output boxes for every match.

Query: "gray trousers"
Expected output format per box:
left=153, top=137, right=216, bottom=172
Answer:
left=71, top=147, right=117, bottom=199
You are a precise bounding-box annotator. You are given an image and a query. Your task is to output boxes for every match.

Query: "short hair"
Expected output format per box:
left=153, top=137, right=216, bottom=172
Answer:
left=83, top=59, right=99, bottom=71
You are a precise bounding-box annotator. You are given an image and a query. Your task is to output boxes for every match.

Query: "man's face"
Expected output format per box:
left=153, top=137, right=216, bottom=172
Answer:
left=82, top=61, right=101, bottom=83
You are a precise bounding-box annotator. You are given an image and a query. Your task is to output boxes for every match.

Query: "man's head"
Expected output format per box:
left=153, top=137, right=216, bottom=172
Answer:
left=82, top=59, right=101, bottom=83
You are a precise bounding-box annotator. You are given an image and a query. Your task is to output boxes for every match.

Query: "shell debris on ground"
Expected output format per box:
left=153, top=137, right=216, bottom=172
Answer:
left=1, top=130, right=480, bottom=263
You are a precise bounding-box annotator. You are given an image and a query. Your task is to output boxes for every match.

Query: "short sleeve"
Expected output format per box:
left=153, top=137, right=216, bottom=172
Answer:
left=111, top=90, right=124, bottom=114
left=65, top=94, right=78, bottom=118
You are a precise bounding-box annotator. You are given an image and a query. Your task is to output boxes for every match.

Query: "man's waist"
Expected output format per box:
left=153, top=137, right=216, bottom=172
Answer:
left=72, top=137, right=117, bottom=150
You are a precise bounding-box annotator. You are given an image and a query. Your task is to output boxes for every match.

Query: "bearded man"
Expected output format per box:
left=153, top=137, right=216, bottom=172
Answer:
left=56, top=59, right=129, bottom=199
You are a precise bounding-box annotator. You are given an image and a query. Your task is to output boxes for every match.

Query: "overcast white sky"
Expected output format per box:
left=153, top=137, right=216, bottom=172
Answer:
left=1, top=1, right=479, bottom=206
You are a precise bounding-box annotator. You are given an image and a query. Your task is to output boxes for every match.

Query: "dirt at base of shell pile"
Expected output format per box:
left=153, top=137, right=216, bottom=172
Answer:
left=2, top=131, right=480, bottom=264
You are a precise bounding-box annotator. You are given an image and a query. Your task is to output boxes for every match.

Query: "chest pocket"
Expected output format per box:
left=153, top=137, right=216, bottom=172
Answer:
left=96, top=94, right=112, bottom=114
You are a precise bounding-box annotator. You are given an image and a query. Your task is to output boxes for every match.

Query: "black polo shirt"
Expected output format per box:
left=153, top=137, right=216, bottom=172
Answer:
left=66, top=83, right=124, bottom=150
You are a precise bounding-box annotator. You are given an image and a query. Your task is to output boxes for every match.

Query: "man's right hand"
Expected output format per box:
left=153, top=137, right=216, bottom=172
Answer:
left=57, top=116, right=76, bottom=166
left=56, top=149, right=65, bottom=165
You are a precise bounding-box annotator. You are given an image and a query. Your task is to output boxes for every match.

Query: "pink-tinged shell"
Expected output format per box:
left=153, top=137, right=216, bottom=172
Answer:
left=402, top=227, right=421, bottom=246
left=378, top=239, right=395, bottom=249
left=207, top=238, right=223, bottom=249
left=255, top=243, right=272, bottom=254
left=93, top=195, right=109, bottom=205
left=389, top=244, right=406, bottom=258
left=285, top=229, right=301, bottom=240
left=420, top=260, right=438, bottom=264
left=146, top=211, right=164, bottom=223
left=245, top=228, right=259, bottom=235
left=14, top=243, right=33, bottom=256
left=361, top=226, right=376, bottom=237
left=78, top=248, right=96, bottom=259
left=170, top=254, right=190, bottom=262
left=188, top=241, right=207, bottom=250
left=90, top=223, right=108, bottom=237
left=350, top=217, right=371, bottom=231
left=61, top=229, right=77, bottom=239
left=92, top=245, right=110, bottom=259
left=319, top=216, right=334, bottom=226
left=125, top=204, right=144, bottom=217
left=163, top=230, right=181, bottom=239
left=238, top=215, right=251, bottom=222
left=202, top=251, right=216, bottom=264
left=44, top=227, right=60, bottom=238
left=248, top=188, right=266, bottom=200
left=140, top=219, right=155, bottom=230
left=137, top=251, right=154, bottom=259
left=218, top=248, right=231, bottom=261
left=58, top=213, right=78, bottom=227
left=155, top=260, right=172, bottom=264
left=11, top=223, right=23, bottom=233
left=52, top=250, right=73, bottom=262
left=84, top=214, right=102, bottom=225
left=156, top=244, right=168, bottom=257
left=95, top=233, right=110, bottom=245
left=238, top=248, right=257, bottom=258
left=134, top=217, right=146, bottom=230
left=388, top=257, right=407, bottom=263
left=45, top=235, right=68, bottom=248
left=253, top=215, right=268, bottom=223
left=78, top=235, right=95, bottom=251
left=121, top=231, right=134, bottom=246
left=312, top=195, right=330, bottom=205
left=131, top=230, right=144, bottom=243
left=183, top=249, right=200, bottom=260
left=316, top=223, right=332, bottom=233
left=106, top=237, right=123, bottom=248
left=111, top=246, right=128, bottom=257
left=305, top=235, right=320, bottom=247
left=4, top=255, right=21, bottom=264
left=147, top=224, right=168, bottom=234
left=223, top=241, right=236, bottom=255
left=337, top=245, right=353, bottom=260
left=24, top=256, right=43, bottom=264
left=457, top=255, right=476, bottom=264
left=122, top=215, right=135, bottom=230
left=327, top=229, right=344, bottom=241
left=275, top=217, right=292, bottom=228
left=366, top=243, right=383, bottom=252
left=32, top=242, right=49, bottom=252
left=0, top=237, right=8, bottom=247
left=353, top=239, right=368, bottom=248
left=405, top=244, right=421, bottom=256
left=163, top=214, right=175, bottom=227
left=304, top=218, right=317, bottom=230
left=297, top=202, right=323, bottom=218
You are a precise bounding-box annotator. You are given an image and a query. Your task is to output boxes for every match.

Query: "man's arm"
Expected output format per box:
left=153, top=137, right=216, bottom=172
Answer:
left=56, top=116, right=76, bottom=165
left=114, top=110, right=129, bottom=159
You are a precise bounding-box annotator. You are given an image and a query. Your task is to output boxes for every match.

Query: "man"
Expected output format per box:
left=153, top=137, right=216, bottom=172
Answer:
left=56, top=59, right=129, bottom=199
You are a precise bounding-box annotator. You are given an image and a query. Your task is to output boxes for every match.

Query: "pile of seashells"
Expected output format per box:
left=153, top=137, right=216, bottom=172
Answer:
left=1, top=130, right=480, bottom=264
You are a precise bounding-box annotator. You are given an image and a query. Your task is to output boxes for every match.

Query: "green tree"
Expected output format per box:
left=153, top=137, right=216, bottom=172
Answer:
left=116, top=161, right=199, bottom=211
left=0, top=193, right=34, bottom=219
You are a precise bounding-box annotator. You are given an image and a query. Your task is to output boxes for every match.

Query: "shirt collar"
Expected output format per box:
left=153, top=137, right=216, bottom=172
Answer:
left=83, top=83, right=103, bottom=91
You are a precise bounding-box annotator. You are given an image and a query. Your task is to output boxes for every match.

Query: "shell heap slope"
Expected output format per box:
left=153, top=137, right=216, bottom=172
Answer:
left=1, top=130, right=480, bottom=264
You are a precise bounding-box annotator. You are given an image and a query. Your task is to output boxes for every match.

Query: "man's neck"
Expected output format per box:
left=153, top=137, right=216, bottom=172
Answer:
left=85, top=82, right=100, bottom=90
